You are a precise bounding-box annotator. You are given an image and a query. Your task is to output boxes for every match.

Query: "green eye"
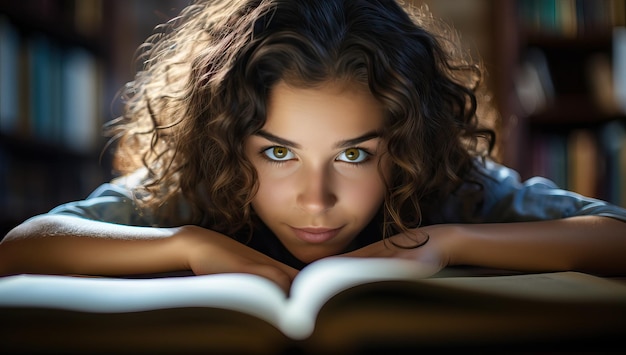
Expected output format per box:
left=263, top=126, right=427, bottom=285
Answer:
left=337, top=148, right=369, bottom=163
left=263, top=146, right=294, bottom=161
left=273, top=147, right=288, bottom=158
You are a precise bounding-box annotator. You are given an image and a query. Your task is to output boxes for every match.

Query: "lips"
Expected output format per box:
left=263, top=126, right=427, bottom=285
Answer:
left=290, top=227, right=343, bottom=244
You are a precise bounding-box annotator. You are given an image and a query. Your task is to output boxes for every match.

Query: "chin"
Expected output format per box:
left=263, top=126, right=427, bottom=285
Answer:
left=292, top=248, right=343, bottom=264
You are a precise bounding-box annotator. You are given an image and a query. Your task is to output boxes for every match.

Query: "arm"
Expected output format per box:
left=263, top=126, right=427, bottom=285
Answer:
left=0, top=214, right=297, bottom=290
left=447, top=216, right=626, bottom=275
left=345, top=216, right=626, bottom=276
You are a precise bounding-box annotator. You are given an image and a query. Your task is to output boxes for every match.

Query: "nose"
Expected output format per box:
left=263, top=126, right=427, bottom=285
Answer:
left=296, top=164, right=337, bottom=214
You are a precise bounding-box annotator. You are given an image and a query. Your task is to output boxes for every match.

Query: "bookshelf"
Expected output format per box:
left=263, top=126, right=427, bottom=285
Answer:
left=493, top=0, right=626, bottom=207
left=0, top=0, right=188, bottom=238
left=0, top=1, right=107, bottom=237
left=413, top=0, right=626, bottom=206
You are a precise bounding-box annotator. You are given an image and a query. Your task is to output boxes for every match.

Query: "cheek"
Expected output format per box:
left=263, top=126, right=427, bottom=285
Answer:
left=356, top=163, right=391, bottom=217
left=344, top=156, right=390, bottom=208
left=340, top=172, right=387, bottom=213
left=251, top=168, right=292, bottom=213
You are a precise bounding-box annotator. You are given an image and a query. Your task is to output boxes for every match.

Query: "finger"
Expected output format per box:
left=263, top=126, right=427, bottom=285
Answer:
left=274, top=263, right=299, bottom=282
left=248, top=252, right=299, bottom=283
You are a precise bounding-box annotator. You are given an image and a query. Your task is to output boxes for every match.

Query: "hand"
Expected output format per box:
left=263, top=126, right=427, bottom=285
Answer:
left=341, top=225, right=456, bottom=277
left=180, top=225, right=299, bottom=292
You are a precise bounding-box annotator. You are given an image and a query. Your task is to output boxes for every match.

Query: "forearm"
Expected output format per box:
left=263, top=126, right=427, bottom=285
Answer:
left=0, top=214, right=190, bottom=276
left=446, top=216, right=626, bottom=275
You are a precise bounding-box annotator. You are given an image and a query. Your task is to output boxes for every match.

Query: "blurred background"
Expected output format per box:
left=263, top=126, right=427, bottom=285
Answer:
left=0, top=0, right=625, bottom=237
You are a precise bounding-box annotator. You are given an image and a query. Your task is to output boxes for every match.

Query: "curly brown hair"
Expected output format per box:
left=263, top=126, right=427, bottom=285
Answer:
left=107, top=0, right=497, bottom=241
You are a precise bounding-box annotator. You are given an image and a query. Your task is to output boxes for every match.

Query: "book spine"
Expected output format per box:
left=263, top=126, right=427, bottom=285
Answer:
left=0, top=16, right=20, bottom=135
left=567, top=129, right=599, bottom=198
left=530, top=132, right=569, bottom=190
left=599, top=121, right=626, bottom=206
left=28, top=36, right=53, bottom=144
left=615, top=27, right=626, bottom=114
left=61, top=48, right=101, bottom=153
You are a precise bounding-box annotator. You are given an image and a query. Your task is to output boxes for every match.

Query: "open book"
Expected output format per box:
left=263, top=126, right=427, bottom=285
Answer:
left=1, top=257, right=626, bottom=353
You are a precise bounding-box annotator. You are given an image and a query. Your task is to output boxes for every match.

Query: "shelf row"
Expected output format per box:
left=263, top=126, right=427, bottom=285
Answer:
left=518, top=0, right=626, bottom=37
left=0, top=16, right=104, bottom=153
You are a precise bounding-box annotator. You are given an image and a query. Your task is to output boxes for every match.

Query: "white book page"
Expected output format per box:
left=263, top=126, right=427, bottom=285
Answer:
left=0, top=273, right=288, bottom=328
left=280, top=257, right=434, bottom=340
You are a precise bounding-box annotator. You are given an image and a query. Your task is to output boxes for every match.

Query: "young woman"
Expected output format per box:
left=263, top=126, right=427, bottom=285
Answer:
left=1, top=0, right=625, bottom=290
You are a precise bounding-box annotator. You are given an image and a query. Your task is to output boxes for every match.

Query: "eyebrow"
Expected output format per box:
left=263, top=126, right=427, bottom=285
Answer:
left=255, top=130, right=381, bottom=149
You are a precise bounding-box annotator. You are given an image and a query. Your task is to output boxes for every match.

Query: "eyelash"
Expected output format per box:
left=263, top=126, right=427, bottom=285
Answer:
left=259, top=146, right=373, bottom=166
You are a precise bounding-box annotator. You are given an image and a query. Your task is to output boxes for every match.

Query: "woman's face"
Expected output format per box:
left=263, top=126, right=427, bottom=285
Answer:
left=245, top=80, right=390, bottom=263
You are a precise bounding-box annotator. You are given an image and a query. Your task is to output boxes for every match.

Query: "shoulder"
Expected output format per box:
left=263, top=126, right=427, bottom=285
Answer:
left=47, top=169, right=146, bottom=225
left=48, top=169, right=194, bottom=227
left=436, top=158, right=626, bottom=223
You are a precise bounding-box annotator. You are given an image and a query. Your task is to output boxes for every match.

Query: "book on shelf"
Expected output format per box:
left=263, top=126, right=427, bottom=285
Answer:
left=567, top=129, right=599, bottom=198
left=531, top=132, right=568, bottom=189
left=514, top=48, right=555, bottom=116
left=74, top=0, right=103, bottom=37
left=1, top=257, right=626, bottom=353
left=61, top=46, right=101, bottom=153
left=28, top=34, right=58, bottom=143
left=0, top=16, right=19, bottom=134
left=600, top=120, right=626, bottom=207
left=616, top=26, right=626, bottom=114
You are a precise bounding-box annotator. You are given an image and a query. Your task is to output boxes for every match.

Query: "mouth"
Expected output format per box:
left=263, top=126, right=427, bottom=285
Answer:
left=290, top=226, right=343, bottom=244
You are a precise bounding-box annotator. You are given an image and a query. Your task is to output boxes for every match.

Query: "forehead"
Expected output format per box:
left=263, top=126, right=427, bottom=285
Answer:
left=263, top=81, right=385, bottom=138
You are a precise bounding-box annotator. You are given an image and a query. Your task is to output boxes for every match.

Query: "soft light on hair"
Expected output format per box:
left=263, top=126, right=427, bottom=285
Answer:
left=106, top=0, right=498, bottom=242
